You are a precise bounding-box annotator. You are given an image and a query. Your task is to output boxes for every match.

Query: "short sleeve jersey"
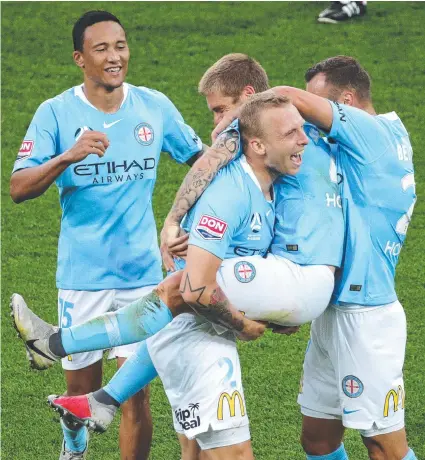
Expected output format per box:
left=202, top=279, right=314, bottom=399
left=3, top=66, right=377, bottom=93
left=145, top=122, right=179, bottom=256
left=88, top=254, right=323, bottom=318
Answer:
left=328, top=102, right=416, bottom=306
left=13, top=83, right=203, bottom=290
left=271, top=123, right=344, bottom=268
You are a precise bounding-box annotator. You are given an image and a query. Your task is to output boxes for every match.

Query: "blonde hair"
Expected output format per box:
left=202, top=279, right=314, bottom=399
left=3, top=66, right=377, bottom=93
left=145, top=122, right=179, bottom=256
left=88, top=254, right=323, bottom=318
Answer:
left=199, top=53, right=269, bottom=98
left=239, top=93, right=291, bottom=146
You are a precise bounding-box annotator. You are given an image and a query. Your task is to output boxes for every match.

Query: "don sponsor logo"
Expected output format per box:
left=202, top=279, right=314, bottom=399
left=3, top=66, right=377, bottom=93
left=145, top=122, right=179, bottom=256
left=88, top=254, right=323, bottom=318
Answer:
left=383, top=385, right=405, bottom=417
left=16, top=140, right=34, bottom=161
left=175, top=403, right=200, bottom=430
left=217, top=390, right=245, bottom=421
left=196, top=215, right=228, bottom=240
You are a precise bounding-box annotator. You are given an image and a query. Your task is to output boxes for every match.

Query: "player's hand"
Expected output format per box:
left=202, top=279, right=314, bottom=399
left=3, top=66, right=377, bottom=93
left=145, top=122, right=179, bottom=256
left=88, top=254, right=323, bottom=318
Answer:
left=269, top=324, right=300, bottom=335
left=211, top=108, right=241, bottom=142
left=63, top=131, right=110, bottom=164
left=160, top=222, right=189, bottom=271
left=237, top=318, right=266, bottom=341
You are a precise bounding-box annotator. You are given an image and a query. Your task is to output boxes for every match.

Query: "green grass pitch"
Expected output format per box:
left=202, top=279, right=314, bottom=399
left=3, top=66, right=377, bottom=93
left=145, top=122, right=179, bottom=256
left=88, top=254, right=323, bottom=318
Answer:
left=2, top=2, right=424, bottom=459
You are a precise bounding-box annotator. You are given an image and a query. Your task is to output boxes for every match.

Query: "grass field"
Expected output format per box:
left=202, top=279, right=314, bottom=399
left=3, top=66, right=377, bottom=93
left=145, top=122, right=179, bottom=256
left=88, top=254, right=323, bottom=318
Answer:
left=2, top=2, right=425, bottom=459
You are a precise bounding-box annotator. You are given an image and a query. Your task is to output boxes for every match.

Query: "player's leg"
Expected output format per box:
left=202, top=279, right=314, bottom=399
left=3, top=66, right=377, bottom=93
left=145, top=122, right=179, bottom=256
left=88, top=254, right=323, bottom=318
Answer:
left=316, top=302, right=416, bottom=460
left=298, top=309, right=348, bottom=458
left=217, top=254, right=334, bottom=326
left=58, top=290, right=112, bottom=458
left=361, top=427, right=413, bottom=460
left=11, top=271, right=185, bottom=368
left=196, top=430, right=253, bottom=460
left=178, top=434, right=202, bottom=460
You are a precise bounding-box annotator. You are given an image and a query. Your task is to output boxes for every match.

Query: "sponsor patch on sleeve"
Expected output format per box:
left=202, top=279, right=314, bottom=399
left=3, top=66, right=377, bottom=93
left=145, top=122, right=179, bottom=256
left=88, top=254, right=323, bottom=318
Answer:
left=196, top=214, right=228, bottom=240
left=16, top=140, right=34, bottom=161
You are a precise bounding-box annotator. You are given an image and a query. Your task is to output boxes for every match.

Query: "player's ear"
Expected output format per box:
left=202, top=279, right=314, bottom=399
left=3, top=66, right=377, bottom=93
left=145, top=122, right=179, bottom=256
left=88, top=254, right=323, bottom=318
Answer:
left=250, top=138, right=266, bottom=156
left=73, top=51, right=85, bottom=69
left=342, top=90, right=354, bottom=106
left=241, top=85, right=256, bottom=100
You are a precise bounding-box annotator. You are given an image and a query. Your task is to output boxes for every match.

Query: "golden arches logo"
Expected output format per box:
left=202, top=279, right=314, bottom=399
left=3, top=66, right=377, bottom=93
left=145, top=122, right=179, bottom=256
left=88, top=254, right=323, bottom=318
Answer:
left=383, top=385, right=405, bottom=417
left=217, top=391, right=245, bottom=421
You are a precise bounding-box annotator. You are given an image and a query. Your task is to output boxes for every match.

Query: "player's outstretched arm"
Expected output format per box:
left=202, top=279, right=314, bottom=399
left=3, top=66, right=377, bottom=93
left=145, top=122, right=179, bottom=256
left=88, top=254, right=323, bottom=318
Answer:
left=271, top=86, right=333, bottom=132
left=180, top=245, right=265, bottom=341
left=10, top=131, right=109, bottom=203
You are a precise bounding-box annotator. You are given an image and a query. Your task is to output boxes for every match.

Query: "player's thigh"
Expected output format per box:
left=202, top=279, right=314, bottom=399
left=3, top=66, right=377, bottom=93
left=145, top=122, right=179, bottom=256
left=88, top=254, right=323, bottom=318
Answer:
left=201, top=440, right=253, bottom=460
left=301, top=415, right=345, bottom=455
left=362, top=427, right=409, bottom=460
left=332, top=302, right=407, bottom=433
left=217, top=254, right=334, bottom=325
left=64, top=360, right=103, bottom=395
left=58, top=289, right=114, bottom=372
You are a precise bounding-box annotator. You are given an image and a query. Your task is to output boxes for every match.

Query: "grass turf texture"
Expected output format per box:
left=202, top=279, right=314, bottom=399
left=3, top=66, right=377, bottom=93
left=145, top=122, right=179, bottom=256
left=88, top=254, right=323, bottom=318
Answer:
left=2, top=2, right=424, bottom=459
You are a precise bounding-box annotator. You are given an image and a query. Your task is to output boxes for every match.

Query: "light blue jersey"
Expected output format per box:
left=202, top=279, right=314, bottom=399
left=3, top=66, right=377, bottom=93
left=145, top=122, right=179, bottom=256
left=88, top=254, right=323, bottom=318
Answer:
left=184, top=154, right=275, bottom=261
left=328, top=102, right=416, bottom=306
left=13, top=83, right=202, bottom=290
left=271, top=123, right=344, bottom=268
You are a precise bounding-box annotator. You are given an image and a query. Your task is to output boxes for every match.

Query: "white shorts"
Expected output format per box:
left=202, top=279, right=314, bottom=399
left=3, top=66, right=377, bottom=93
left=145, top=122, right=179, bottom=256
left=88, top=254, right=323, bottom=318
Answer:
left=217, top=254, right=335, bottom=326
left=146, top=314, right=249, bottom=442
left=58, top=286, right=155, bottom=370
left=298, top=301, right=407, bottom=436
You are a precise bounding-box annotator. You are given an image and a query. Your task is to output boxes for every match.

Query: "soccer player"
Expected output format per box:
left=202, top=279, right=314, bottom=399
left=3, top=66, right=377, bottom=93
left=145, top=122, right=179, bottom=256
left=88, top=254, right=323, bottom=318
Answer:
left=214, top=56, right=417, bottom=460
left=9, top=10, right=204, bottom=460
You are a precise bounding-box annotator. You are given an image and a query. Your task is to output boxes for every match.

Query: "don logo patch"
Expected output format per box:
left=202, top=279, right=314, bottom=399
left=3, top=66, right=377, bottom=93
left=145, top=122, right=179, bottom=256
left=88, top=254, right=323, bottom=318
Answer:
left=16, top=140, right=34, bottom=160
left=196, top=215, right=228, bottom=240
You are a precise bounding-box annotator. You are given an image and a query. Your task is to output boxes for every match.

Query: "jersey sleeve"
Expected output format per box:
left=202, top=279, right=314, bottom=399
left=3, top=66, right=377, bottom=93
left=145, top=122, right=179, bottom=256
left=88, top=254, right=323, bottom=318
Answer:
left=154, top=90, right=203, bottom=163
left=187, top=176, right=246, bottom=260
left=328, top=101, right=391, bottom=164
left=12, top=100, right=58, bottom=173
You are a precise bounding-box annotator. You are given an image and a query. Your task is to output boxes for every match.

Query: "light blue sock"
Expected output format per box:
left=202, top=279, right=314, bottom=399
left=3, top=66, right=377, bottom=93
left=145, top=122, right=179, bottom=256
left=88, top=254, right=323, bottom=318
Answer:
left=403, top=449, right=417, bottom=460
left=307, top=443, right=348, bottom=460
left=104, top=341, right=157, bottom=404
left=61, top=293, right=173, bottom=354
left=60, top=417, right=88, bottom=453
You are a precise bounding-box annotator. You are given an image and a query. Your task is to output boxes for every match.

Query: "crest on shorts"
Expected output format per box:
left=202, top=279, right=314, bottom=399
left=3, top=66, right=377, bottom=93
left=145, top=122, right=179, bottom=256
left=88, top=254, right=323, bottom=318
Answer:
left=234, top=261, right=256, bottom=283
left=342, top=375, right=364, bottom=398
left=135, top=122, right=154, bottom=146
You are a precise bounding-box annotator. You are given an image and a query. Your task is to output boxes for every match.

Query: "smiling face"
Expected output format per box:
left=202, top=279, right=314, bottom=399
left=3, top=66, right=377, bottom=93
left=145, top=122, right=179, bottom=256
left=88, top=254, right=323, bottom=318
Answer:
left=73, top=21, right=129, bottom=91
left=256, top=105, right=308, bottom=176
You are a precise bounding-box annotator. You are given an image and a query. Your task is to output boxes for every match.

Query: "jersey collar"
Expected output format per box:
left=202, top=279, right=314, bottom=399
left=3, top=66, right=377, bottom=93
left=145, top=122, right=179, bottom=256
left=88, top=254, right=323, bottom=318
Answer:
left=379, top=111, right=399, bottom=121
left=74, top=83, right=129, bottom=111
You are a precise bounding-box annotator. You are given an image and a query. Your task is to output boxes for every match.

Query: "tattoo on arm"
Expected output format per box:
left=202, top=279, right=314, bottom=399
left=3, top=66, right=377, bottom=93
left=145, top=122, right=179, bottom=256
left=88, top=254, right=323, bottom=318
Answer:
left=180, top=273, right=244, bottom=332
left=167, top=130, right=240, bottom=224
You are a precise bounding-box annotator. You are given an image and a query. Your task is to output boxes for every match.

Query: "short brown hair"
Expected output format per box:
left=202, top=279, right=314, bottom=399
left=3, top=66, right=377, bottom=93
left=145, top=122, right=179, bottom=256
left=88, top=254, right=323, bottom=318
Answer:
left=305, top=55, right=371, bottom=101
left=239, top=92, right=291, bottom=148
left=199, top=53, right=269, bottom=98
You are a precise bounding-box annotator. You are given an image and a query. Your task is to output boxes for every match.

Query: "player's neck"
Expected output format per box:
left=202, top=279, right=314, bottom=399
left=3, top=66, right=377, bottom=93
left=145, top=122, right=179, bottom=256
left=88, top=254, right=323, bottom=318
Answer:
left=354, top=100, right=376, bottom=116
left=247, top=158, right=275, bottom=199
left=82, top=80, right=125, bottom=114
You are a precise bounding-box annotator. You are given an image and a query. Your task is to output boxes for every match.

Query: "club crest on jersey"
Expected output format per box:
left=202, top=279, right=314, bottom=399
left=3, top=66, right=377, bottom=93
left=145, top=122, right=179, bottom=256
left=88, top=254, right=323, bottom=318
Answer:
left=75, top=126, right=93, bottom=141
left=250, top=213, right=262, bottom=233
left=234, top=261, right=256, bottom=283
left=196, top=215, right=228, bottom=240
left=16, top=140, right=34, bottom=161
left=342, top=375, right=364, bottom=398
left=135, top=123, right=154, bottom=146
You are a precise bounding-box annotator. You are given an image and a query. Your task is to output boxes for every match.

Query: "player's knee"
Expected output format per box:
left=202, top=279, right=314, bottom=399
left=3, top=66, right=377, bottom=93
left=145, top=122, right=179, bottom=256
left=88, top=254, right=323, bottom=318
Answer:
left=121, top=389, right=151, bottom=423
left=300, top=431, right=341, bottom=456
left=156, top=272, right=183, bottom=309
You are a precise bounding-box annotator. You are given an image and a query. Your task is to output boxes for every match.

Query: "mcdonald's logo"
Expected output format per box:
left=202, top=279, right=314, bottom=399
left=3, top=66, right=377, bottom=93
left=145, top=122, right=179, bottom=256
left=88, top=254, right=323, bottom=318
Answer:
left=217, top=391, right=245, bottom=421
left=383, top=385, right=405, bottom=417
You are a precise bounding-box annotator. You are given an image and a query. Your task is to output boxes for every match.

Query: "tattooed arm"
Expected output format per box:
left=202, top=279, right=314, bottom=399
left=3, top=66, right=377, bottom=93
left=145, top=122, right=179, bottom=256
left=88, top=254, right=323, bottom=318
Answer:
left=179, top=245, right=266, bottom=341
left=165, top=129, right=240, bottom=227
left=161, top=128, right=240, bottom=271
